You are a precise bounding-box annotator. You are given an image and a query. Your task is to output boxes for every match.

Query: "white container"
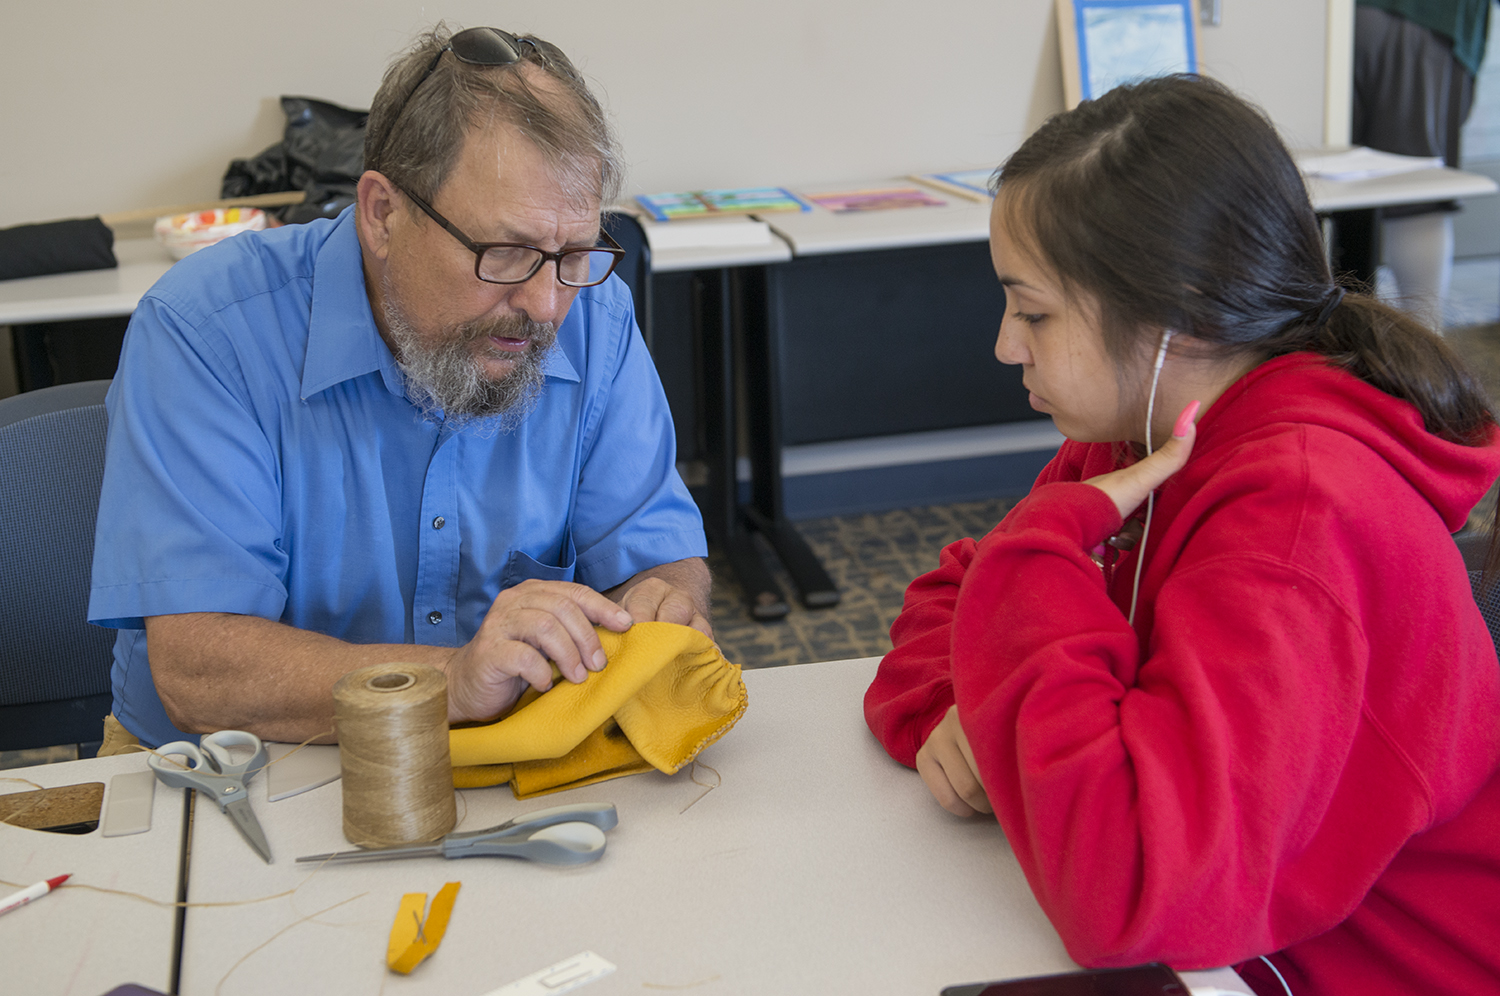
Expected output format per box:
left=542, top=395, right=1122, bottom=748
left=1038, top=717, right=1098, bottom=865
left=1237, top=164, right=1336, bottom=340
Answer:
left=153, top=206, right=268, bottom=260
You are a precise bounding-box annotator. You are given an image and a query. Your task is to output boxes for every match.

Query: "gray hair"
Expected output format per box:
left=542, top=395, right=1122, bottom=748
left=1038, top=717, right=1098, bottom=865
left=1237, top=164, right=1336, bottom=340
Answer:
left=363, top=25, right=623, bottom=208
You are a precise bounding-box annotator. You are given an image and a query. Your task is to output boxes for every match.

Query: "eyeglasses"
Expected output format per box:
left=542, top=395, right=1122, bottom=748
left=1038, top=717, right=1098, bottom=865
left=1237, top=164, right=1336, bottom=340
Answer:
left=388, top=27, right=535, bottom=131
left=398, top=185, right=624, bottom=288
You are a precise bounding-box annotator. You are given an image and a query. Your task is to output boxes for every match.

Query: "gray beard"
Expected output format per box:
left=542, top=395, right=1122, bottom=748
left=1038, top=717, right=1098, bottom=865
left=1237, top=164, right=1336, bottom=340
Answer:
left=382, top=289, right=558, bottom=435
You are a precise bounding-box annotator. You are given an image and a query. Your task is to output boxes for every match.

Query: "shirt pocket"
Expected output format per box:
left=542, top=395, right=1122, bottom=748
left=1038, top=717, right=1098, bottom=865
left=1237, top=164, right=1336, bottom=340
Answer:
left=500, top=535, right=578, bottom=588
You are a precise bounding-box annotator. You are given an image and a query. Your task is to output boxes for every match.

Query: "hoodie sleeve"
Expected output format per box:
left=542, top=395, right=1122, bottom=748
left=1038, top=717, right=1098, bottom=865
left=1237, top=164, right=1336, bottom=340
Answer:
left=863, top=445, right=1102, bottom=766
left=863, top=535, right=975, bottom=766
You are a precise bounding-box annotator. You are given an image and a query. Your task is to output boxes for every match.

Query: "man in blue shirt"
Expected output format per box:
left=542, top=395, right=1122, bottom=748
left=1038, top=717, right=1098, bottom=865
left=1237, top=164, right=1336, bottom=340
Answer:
left=88, top=27, right=710, bottom=749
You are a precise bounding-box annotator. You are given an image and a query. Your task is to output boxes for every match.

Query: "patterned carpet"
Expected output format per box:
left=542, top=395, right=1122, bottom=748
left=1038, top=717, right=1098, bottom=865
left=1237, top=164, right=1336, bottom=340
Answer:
left=710, top=321, right=1500, bottom=670
left=708, top=498, right=1018, bottom=669
left=1443, top=322, right=1500, bottom=532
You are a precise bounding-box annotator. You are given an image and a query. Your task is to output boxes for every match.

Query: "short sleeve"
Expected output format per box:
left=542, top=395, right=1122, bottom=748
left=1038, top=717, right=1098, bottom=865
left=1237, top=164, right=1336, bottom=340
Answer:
left=568, top=285, right=706, bottom=589
left=88, top=296, right=290, bottom=629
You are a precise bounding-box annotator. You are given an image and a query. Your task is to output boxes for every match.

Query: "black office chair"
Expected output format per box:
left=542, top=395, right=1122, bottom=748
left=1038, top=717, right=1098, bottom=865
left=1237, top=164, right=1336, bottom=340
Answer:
left=602, top=210, right=653, bottom=348
left=0, top=379, right=115, bottom=756
left=1471, top=569, right=1500, bottom=651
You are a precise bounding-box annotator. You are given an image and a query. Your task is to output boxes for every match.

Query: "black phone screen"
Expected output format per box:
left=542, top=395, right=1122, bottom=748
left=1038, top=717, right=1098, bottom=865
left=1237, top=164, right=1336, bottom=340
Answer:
left=941, top=963, right=1188, bottom=996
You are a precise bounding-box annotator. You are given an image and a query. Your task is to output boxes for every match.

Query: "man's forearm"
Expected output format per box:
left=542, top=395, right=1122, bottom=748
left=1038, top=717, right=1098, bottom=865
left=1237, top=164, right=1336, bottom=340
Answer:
left=146, top=561, right=712, bottom=743
left=145, top=612, right=454, bottom=743
left=606, top=557, right=713, bottom=623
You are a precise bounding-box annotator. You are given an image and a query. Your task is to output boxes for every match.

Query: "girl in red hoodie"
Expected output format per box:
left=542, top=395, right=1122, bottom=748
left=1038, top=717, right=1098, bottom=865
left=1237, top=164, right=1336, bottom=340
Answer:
left=864, top=76, right=1500, bottom=996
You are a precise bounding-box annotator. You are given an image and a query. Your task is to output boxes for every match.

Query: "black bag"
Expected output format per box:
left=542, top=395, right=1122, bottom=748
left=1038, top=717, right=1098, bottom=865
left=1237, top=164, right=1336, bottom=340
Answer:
left=0, top=217, right=115, bottom=282
left=222, top=96, right=368, bottom=224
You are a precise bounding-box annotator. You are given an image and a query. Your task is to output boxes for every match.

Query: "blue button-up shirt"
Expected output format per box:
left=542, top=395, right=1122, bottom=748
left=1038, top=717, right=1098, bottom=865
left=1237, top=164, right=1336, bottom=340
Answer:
left=88, top=209, right=705, bottom=747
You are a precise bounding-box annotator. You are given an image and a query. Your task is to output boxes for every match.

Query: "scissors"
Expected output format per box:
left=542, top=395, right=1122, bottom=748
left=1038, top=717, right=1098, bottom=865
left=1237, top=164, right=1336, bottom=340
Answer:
left=148, top=730, right=272, bottom=863
left=296, top=802, right=618, bottom=867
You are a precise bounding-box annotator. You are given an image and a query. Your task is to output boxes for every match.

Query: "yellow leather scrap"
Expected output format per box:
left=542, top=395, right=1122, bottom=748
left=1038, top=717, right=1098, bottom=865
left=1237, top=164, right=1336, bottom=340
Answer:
left=449, top=621, right=747, bottom=796
left=386, top=881, right=461, bottom=975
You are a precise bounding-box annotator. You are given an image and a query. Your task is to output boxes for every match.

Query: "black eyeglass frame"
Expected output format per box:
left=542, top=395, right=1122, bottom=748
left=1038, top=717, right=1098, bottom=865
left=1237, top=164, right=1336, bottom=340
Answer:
left=398, top=184, right=625, bottom=288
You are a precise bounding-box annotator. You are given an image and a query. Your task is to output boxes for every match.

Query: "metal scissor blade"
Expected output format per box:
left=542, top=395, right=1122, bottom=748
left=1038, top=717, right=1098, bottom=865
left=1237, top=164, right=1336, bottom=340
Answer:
left=295, top=842, right=445, bottom=865
left=224, top=798, right=273, bottom=864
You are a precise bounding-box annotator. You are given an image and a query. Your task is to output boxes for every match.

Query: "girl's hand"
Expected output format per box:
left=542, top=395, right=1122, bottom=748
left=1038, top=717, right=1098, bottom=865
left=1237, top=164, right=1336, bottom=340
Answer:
left=916, top=706, right=994, bottom=817
left=1086, top=401, right=1199, bottom=521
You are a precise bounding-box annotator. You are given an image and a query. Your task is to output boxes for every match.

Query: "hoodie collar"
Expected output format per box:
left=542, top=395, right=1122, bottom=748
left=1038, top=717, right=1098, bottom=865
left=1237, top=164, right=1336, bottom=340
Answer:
left=1200, top=353, right=1500, bottom=531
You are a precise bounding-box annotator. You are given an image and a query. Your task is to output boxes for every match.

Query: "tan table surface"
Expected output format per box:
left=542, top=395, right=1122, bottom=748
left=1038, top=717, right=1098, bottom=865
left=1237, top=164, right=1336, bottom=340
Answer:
left=177, top=657, right=1083, bottom=996
left=3, top=751, right=188, bottom=995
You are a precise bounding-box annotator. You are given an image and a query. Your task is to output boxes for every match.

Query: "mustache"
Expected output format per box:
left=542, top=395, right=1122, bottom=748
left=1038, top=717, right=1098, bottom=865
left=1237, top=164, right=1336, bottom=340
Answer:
left=455, top=312, right=555, bottom=345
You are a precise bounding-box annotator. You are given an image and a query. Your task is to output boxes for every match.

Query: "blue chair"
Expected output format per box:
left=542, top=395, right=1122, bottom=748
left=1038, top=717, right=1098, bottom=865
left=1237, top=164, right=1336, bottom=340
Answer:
left=0, top=380, right=114, bottom=756
left=602, top=210, right=652, bottom=348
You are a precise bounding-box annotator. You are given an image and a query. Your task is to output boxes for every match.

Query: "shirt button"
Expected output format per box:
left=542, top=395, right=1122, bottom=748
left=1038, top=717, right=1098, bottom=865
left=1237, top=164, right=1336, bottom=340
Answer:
left=432, top=516, right=445, bottom=529
left=427, top=610, right=442, bottom=625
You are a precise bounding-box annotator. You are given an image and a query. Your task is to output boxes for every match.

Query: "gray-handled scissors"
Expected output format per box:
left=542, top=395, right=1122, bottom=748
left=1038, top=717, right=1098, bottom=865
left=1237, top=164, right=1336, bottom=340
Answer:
left=148, top=730, right=272, bottom=863
left=296, top=802, right=618, bottom=867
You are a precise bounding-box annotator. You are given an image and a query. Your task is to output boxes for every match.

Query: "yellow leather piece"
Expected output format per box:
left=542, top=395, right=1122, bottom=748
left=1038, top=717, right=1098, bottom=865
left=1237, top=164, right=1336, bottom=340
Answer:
left=386, top=881, right=461, bottom=974
left=449, top=622, right=746, bottom=795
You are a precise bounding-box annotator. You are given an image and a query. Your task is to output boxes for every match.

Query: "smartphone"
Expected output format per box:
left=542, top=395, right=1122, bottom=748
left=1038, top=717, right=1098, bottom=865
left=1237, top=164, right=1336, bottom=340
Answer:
left=941, top=963, right=1188, bottom=996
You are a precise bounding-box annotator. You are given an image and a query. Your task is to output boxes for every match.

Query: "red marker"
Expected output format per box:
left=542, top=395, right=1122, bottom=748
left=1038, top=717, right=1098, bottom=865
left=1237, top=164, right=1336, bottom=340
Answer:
left=0, top=874, right=70, bottom=917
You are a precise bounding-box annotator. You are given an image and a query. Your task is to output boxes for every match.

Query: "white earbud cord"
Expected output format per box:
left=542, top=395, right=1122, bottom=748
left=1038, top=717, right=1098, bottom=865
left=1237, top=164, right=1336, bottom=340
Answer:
left=1127, top=329, right=1173, bottom=626
left=1258, top=955, right=1295, bottom=996
left=1132, top=337, right=1294, bottom=996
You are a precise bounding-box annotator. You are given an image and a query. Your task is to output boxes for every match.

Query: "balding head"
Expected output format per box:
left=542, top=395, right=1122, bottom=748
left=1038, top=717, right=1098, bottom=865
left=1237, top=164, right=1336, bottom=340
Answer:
left=363, top=26, right=622, bottom=210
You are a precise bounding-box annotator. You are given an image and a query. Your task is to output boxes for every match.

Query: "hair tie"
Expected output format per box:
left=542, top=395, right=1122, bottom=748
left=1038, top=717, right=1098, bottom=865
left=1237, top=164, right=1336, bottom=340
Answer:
left=1312, top=286, right=1346, bottom=328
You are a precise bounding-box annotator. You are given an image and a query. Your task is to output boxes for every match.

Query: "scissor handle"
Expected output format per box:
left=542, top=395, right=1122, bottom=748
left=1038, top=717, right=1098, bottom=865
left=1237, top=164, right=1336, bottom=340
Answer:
left=148, top=732, right=267, bottom=809
left=444, top=821, right=608, bottom=865
left=197, top=730, right=269, bottom=782
left=444, top=803, right=619, bottom=846
left=149, top=740, right=224, bottom=793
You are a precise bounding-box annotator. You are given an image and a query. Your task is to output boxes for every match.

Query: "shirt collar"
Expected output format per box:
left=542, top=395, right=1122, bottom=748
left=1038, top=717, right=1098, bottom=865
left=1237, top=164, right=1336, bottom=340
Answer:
left=300, top=209, right=405, bottom=401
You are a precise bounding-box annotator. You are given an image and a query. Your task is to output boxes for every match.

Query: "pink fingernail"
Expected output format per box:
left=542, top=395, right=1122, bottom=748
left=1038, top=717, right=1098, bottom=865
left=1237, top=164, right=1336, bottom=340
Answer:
left=1173, top=400, right=1201, bottom=438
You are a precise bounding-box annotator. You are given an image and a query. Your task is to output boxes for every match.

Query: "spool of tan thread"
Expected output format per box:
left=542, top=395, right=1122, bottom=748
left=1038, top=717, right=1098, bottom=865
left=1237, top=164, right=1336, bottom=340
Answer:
left=332, top=663, right=457, bottom=848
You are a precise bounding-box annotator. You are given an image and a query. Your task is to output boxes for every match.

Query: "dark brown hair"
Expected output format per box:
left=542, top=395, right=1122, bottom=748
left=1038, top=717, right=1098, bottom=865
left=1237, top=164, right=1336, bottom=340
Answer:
left=993, top=75, right=1494, bottom=448
left=363, top=25, right=622, bottom=208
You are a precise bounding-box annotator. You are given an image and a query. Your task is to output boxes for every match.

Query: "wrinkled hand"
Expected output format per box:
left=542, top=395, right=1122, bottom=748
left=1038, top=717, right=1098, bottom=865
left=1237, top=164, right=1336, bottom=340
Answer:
left=1086, top=401, right=1199, bottom=521
left=615, top=576, right=713, bottom=639
left=444, top=580, right=634, bottom=724
left=915, top=705, right=993, bottom=817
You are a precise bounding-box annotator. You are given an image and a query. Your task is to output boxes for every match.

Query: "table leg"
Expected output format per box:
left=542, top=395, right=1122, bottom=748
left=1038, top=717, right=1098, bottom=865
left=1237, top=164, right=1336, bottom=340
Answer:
left=738, top=268, right=840, bottom=609
left=1325, top=207, right=1382, bottom=289
left=696, top=269, right=789, bottom=621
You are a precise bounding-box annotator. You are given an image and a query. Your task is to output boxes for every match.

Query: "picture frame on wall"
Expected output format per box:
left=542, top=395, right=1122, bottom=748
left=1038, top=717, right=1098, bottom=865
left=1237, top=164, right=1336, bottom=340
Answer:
left=1056, top=0, right=1200, bottom=109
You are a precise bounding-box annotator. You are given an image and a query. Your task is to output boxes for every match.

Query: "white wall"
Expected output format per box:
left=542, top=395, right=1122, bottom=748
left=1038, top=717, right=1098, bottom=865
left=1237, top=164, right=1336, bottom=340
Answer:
left=0, top=1, right=1327, bottom=230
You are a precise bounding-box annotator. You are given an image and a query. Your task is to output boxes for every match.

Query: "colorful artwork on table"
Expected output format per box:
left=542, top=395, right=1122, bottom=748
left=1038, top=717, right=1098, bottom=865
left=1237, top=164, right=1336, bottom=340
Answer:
left=635, top=188, right=809, bottom=221
left=803, top=187, right=948, bottom=213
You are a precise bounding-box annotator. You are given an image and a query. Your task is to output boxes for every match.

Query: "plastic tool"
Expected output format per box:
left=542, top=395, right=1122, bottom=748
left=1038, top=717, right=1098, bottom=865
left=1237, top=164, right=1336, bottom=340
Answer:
left=149, top=730, right=272, bottom=863
left=297, top=802, right=618, bottom=867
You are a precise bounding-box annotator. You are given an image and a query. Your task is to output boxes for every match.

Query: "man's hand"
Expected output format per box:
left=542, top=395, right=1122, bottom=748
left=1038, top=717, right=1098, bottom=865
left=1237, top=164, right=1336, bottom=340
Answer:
left=1085, top=401, right=1199, bottom=521
left=915, top=705, right=993, bottom=817
left=606, top=558, right=713, bottom=638
left=444, top=580, right=634, bottom=725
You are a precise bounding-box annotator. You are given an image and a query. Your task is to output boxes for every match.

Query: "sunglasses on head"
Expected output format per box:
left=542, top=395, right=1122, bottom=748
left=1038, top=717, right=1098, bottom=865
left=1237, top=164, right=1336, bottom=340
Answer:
left=388, top=27, right=536, bottom=128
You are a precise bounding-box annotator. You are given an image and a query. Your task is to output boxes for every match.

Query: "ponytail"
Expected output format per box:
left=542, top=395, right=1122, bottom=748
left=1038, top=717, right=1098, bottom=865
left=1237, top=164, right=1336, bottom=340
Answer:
left=1267, top=289, right=1495, bottom=446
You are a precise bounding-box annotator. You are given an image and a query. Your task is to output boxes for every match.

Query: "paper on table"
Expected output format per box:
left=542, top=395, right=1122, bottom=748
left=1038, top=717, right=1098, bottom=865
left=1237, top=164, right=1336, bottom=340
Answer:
left=479, top=951, right=617, bottom=996
left=100, top=771, right=155, bottom=837
left=265, top=743, right=342, bottom=802
left=641, top=218, right=773, bottom=252
left=1296, top=147, right=1444, bottom=180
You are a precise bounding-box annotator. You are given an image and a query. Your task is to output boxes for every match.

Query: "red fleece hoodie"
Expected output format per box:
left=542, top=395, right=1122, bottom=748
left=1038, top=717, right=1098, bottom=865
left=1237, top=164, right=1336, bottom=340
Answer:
left=865, top=354, right=1500, bottom=996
